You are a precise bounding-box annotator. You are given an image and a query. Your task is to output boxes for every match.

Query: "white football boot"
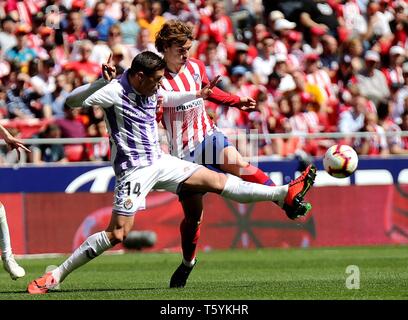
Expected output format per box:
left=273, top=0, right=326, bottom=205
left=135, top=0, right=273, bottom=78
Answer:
left=2, top=255, right=25, bottom=280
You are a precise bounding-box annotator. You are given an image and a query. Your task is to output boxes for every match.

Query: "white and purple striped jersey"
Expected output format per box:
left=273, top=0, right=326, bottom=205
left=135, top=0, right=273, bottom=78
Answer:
left=66, top=70, right=199, bottom=175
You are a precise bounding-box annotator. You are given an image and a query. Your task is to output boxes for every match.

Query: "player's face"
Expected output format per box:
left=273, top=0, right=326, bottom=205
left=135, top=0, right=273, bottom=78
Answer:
left=165, top=39, right=192, bottom=67
left=139, top=69, right=165, bottom=96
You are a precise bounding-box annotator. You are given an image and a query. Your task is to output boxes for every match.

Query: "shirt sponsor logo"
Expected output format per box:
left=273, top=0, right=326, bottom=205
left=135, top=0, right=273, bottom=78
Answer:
left=175, top=98, right=204, bottom=112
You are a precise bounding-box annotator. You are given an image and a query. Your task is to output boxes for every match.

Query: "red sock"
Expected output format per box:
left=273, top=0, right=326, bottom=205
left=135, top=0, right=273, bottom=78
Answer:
left=240, top=164, right=275, bottom=186
left=180, top=218, right=201, bottom=262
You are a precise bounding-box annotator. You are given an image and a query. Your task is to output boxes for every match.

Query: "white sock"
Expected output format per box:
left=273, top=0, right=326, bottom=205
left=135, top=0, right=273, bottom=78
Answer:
left=182, top=257, right=196, bottom=268
left=52, top=231, right=112, bottom=283
left=0, top=204, right=12, bottom=259
left=221, top=175, right=288, bottom=207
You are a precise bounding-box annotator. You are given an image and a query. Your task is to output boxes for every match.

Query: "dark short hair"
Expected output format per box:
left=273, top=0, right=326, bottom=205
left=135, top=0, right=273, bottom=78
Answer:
left=129, top=51, right=166, bottom=76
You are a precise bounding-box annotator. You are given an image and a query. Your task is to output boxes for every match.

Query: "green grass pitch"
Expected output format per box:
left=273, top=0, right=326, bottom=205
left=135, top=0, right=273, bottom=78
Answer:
left=1, top=245, right=407, bottom=300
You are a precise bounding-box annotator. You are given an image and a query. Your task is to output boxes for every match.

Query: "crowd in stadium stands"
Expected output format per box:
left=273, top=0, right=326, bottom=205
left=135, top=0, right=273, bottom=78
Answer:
left=1, top=0, right=408, bottom=164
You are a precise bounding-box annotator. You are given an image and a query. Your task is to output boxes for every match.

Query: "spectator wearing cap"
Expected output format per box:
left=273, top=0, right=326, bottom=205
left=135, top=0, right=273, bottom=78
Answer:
left=382, top=45, right=406, bottom=89
left=230, top=42, right=252, bottom=73
left=215, top=66, right=252, bottom=135
left=273, top=18, right=296, bottom=56
left=229, top=65, right=258, bottom=100
left=85, top=1, right=117, bottom=42
left=303, top=25, right=325, bottom=55
left=285, top=30, right=303, bottom=72
left=0, top=16, right=17, bottom=54
left=356, top=50, right=390, bottom=107
left=252, top=36, right=276, bottom=85
left=274, top=53, right=297, bottom=94
left=4, top=25, right=37, bottom=70
left=268, top=10, right=284, bottom=33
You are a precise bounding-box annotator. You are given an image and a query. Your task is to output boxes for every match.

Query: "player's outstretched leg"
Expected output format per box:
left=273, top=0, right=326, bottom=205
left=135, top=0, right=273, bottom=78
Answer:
left=0, top=202, right=25, bottom=280
left=219, top=147, right=313, bottom=220
left=181, top=164, right=316, bottom=210
left=27, top=231, right=112, bottom=294
left=27, top=212, right=133, bottom=294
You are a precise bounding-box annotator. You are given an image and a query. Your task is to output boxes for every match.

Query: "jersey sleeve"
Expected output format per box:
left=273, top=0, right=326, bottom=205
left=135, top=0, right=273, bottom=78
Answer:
left=83, top=82, right=118, bottom=109
left=159, top=89, right=198, bottom=108
left=66, top=78, right=110, bottom=108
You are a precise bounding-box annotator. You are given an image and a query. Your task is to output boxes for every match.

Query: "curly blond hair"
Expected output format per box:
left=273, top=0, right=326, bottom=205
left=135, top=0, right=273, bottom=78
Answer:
left=155, top=20, right=194, bottom=53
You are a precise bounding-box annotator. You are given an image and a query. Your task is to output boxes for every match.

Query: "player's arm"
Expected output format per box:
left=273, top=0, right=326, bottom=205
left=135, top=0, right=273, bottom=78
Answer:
left=0, top=124, right=31, bottom=161
left=66, top=54, right=116, bottom=108
left=160, top=76, right=221, bottom=108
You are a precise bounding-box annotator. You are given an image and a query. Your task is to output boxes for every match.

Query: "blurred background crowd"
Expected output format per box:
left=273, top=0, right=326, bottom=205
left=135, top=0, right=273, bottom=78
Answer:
left=1, top=0, right=408, bottom=164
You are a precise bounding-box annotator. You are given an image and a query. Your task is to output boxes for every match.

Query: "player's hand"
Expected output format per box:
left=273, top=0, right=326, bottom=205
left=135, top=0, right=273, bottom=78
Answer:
left=4, top=135, right=31, bottom=161
left=102, top=54, right=116, bottom=82
left=198, top=75, right=222, bottom=99
left=237, top=97, right=256, bottom=111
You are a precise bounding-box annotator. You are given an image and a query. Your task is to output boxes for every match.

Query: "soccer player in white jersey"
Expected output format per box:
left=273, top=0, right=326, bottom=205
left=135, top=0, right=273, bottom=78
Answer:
left=27, top=51, right=316, bottom=294
left=155, top=20, right=313, bottom=288
left=0, top=124, right=28, bottom=280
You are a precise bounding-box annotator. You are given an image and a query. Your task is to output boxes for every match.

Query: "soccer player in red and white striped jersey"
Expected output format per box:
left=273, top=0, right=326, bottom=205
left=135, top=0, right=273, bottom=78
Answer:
left=155, top=20, right=312, bottom=288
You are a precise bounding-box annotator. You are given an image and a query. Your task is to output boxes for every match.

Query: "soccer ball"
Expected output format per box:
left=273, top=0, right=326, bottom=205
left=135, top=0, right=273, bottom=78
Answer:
left=323, top=144, right=358, bottom=178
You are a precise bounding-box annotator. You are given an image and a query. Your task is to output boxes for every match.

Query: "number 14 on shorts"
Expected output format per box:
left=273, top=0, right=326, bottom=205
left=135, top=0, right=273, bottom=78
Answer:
left=125, top=181, right=141, bottom=197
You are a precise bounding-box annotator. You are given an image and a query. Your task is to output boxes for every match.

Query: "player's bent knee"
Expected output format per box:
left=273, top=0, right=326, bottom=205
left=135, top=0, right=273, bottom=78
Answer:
left=212, top=173, right=227, bottom=193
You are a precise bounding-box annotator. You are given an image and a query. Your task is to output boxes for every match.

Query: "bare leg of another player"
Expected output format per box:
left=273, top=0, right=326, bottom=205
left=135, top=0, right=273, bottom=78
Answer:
left=0, top=202, right=25, bottom=280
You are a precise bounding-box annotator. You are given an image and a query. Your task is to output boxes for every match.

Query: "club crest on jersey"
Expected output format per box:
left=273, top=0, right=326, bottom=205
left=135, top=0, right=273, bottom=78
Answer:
left=124, top=198, right=133, bottom=210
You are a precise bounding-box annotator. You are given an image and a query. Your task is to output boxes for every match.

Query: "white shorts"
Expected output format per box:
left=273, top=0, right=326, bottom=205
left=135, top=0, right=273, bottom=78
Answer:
left=113, top=154, right=203, bottom=216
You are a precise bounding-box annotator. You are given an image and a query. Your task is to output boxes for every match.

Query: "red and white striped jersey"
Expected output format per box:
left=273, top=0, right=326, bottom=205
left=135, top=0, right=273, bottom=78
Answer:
left=160, top=58, right=240, bottom=158
left=382, top=67, right=404, bottom=88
